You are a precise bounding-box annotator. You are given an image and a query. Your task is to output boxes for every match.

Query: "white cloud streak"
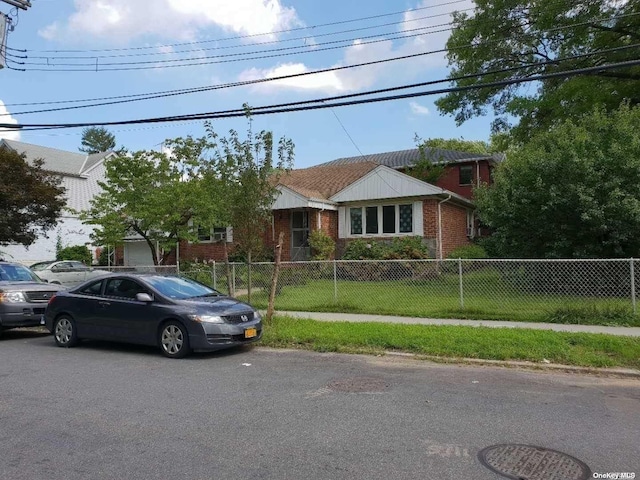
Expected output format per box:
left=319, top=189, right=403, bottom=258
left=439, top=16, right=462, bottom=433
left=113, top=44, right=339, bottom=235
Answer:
left=410, top=101, right=430, bottom=116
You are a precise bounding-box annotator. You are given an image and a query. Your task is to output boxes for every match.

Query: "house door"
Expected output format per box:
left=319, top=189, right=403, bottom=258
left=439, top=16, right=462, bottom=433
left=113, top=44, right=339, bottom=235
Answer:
left=291, top=211, right=310, bottom=261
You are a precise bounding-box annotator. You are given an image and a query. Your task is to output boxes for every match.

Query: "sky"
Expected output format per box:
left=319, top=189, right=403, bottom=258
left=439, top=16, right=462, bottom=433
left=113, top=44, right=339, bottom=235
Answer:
left=0, top=0, right=495, bottom=169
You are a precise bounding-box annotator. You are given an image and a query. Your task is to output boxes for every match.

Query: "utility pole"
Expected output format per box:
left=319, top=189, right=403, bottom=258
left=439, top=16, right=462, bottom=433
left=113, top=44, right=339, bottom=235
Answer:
left=1, top=1, right=31, bottom=10
left=0, top=0, right=32, bottom=69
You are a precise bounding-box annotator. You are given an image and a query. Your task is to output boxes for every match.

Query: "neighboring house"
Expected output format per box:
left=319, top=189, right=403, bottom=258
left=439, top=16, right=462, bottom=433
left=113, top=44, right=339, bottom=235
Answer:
left=0, top=139, right=113, bottom=264
left=124, top=160, right=476, bottom=265
left=316, top=147, right=504, bottom=201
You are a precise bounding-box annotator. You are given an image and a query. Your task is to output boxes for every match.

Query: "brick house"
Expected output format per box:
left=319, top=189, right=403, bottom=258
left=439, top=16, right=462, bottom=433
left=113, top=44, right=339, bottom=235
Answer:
left=316, top=147, right=503, bottom=201
left=118, top=147, right=496, bottom=265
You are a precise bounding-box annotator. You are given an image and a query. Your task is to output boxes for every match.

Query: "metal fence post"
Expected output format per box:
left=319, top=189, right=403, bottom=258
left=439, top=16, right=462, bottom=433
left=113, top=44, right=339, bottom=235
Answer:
left=631, top=258, right=636, bottom=315
left=232, top=264, right=236, bottom=297
left=458, top=258, right=464, bottom=309
left=333, top=260, right=338, bottom=303
left=212, top=261, right=217, bottom=290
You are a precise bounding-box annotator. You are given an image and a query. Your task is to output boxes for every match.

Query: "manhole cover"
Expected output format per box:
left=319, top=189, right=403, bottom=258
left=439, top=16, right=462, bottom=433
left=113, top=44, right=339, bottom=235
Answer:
left=327, top=377, right=388, bottom=393
left=478, top=444, right=591, bottom=480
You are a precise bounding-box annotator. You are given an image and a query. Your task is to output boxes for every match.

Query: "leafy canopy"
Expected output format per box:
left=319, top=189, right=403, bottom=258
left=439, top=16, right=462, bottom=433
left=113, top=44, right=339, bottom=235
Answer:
left=436, top=0, right=640, bottom=140
left=79, top=127, right=116, bottom=154
left=476, top=105, right=640, bottom=258
left=83, top=137, right=218, bottom=265
left=0, top=148, right=66, bottom=246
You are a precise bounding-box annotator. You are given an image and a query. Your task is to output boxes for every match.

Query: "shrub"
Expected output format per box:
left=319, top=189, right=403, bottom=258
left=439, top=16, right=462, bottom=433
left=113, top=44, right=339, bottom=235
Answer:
left=447, top=244, right=488, bottom=259
left=341, top=239, right=388, bottom=260
left=308, top=230, right=335, bottom=260
left=57, top=245, right=92, bottom=265
left=385, top=237, right=430, bottom=259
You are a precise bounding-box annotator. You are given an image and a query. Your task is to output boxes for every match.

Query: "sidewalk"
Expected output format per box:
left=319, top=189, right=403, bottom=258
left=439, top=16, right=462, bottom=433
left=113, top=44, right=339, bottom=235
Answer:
left=274, top=311, right=640, bottom=337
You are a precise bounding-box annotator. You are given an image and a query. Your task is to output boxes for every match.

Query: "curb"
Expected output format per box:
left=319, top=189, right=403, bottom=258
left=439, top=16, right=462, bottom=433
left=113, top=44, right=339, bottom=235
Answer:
left=383, top=351, right=640, bottom=378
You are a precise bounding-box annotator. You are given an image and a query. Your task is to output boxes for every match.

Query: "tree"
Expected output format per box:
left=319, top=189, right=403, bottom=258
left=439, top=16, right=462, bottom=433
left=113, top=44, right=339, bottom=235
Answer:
left=79, top=127, right=116, bottom=154
left=435, top=0, right=640, bottom=141
left=476, top=105, right=640, bottom=258
left=422, top=137, right=493, bottom=155
left=83, top=137, right=220, bottom=265
left=201, top=111, right=294, bottom=301
left=0, top=148, right=66, bottom=246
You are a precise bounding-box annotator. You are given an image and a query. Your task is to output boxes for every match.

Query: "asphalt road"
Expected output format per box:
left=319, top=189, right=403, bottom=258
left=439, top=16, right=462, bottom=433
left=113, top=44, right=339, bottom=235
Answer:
left=1, top=330, right=639, bottom=480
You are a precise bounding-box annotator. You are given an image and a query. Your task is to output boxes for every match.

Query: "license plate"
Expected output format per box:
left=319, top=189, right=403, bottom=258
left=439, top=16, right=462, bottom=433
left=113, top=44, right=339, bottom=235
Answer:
left=244, top=328, right=257, bottom=339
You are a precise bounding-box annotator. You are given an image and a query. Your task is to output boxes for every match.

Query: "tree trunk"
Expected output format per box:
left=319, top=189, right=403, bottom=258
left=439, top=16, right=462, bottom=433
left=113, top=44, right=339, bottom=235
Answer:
left=223, top=240, right=233, bottom=297
left=247, top=250, right=252, bottom=304
left=266, top=231, right=284, bottom=324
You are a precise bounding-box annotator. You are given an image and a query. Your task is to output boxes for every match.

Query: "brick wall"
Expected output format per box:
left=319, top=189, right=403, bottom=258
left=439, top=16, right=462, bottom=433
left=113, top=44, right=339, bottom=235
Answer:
left=400, top=160, right=493, bottom=200
left=440, top=202, right=471, bottom=257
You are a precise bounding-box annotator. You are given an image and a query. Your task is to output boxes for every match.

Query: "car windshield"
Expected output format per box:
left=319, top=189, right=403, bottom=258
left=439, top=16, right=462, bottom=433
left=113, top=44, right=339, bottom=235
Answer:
left=30, top=261, right=55, bottom=271
left=144, top=276, right=222, bottom=300
left=0, top=264, right=43, bottom=282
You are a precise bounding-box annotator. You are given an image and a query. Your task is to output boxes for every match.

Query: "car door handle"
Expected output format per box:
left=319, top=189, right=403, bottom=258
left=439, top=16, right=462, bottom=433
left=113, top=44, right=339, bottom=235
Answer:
left=98, top=301, right=111, bottom=307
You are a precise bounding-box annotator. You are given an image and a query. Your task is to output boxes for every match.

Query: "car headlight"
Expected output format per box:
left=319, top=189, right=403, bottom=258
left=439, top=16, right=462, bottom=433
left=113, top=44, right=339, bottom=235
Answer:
left=253, top=311, right=261, bottom=320
left=188, top=314, right=224, bottom=324
left=0, top=291, right=26, bottom=303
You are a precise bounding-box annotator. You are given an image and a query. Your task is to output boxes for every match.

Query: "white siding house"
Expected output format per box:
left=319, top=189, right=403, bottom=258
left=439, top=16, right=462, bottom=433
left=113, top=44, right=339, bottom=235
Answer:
left=0, top=140, right=113, bottom=264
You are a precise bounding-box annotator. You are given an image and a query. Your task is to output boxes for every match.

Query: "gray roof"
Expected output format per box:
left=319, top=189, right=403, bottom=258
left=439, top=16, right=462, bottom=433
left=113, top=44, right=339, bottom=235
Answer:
left=317, top=147, right=504, bottom=169
left=1, top=139, right=111, bottom=176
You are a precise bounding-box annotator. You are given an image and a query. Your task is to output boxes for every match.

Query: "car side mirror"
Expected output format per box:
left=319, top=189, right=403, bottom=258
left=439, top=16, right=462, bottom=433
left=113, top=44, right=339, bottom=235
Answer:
left=136, top=293, right=154, bottom=303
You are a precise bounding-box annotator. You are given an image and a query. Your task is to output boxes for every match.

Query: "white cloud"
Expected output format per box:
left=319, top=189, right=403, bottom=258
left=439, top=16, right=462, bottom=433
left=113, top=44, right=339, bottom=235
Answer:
left=0, top=101, right=20, bottom=141
left=39, top=0, right=301, bottom=42
left=238, top=0, right=474, bottom=95
left=410, top=102, right=430, bottom=116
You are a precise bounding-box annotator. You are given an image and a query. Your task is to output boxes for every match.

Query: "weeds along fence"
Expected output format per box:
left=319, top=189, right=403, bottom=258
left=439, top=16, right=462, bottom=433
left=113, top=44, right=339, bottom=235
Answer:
left=175, top=259, right=640, bottom=323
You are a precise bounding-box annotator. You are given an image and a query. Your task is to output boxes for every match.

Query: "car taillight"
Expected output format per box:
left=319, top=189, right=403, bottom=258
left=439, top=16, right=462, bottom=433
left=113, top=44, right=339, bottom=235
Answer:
left=48, top=295, right=56, bottom=305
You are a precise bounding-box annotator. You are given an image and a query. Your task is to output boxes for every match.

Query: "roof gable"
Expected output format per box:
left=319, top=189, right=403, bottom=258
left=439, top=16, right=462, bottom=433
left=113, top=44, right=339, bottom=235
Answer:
left=330, top=165, right=445, bottom=202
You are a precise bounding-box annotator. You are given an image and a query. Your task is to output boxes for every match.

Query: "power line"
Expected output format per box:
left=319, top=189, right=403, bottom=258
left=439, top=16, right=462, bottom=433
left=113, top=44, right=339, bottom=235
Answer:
left=15, top=9, right=474, bottom=61
left=7, top=0, right=469, bottom=54
left=7, top=10, right=638, bottom=73
left=7, top=26, right=452, bottom=70
left=5, top=59, right=639, bottom=131
left=330, top=108, right=363, bottom=156
left=2, top=38, right=637, bottom=119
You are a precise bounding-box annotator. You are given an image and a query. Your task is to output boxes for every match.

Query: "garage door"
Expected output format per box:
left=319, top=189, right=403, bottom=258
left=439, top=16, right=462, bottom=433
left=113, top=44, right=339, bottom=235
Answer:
left=124, top=241, right=154, bottom=266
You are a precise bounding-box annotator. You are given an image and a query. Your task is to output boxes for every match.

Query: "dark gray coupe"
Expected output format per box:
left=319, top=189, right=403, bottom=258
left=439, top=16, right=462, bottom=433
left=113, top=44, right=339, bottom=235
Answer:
left=44, top=274, right=263, bottom=358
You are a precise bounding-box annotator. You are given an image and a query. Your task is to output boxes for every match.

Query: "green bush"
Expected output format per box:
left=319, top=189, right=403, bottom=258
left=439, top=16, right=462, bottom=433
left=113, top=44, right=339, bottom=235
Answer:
left=341, top=239, right=388, bottom=260
left=308, top=230, right=335, bottom=260
left=447, top=244, right=488, bottom=259
left=385, top=237, right=430, bottom=259
left=57, top=245, right=92, bottom=265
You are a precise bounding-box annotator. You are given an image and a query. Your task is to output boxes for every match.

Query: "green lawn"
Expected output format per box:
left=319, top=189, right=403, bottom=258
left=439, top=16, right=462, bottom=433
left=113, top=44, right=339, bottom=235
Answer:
left=262, top=316, right=640, bottom=369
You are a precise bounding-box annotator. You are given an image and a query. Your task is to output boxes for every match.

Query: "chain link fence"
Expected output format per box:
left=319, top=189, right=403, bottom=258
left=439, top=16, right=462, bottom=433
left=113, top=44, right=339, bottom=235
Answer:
left=180, top=259, right=640, bottom=323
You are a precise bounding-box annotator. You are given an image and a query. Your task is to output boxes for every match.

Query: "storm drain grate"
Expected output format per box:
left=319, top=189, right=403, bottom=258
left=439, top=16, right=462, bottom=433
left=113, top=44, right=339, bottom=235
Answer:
left=327, top=377, right=388, bottom=393
left=478, top=444, right=591, bottom=480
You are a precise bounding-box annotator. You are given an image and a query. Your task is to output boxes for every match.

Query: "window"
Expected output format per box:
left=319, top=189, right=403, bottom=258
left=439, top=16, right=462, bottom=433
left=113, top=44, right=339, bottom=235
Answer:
left=382, top=206, right=395, bottom=234
left=79, top=280, right=103, bottom=296
left=105, top=279, right=146, bottom=300
left=347, top=204, right=414, bottom=236
left=291, top=211, right=308, bottom=229
left=366, top=207, right=378, bottom=234
left=196, top=226, right=228, bottom=243
left=350, top=208, right=362, bottom=235
left=459, top=165, right=473, bottom=185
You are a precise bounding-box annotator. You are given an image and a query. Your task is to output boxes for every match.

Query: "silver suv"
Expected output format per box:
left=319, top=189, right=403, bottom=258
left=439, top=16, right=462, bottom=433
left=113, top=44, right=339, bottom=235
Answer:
left=0, top=262, right=65, bottom=335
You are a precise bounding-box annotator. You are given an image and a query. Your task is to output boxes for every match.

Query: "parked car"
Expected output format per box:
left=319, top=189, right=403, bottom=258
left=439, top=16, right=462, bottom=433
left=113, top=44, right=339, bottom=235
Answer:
left=0, top=261, right=65, bottom=335
left=30, top=260, right=109, bottom=286
left=44, top=274, right=263, bottom=358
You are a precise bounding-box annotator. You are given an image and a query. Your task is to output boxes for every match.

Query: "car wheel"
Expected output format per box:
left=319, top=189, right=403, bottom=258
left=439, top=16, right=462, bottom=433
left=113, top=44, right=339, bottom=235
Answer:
left=159, top=321, right=191, bottom=359
left=53, top=315, right=79, bottom=348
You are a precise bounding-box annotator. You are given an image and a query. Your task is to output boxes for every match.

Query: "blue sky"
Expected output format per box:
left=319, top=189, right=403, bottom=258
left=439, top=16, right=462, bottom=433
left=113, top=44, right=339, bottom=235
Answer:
left=0, top=0, right=494, bottom=168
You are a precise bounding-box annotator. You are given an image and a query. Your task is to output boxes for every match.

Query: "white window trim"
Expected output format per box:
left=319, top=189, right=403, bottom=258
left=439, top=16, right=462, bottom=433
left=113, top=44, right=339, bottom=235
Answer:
left=346, top=202, right=416, bottom=238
